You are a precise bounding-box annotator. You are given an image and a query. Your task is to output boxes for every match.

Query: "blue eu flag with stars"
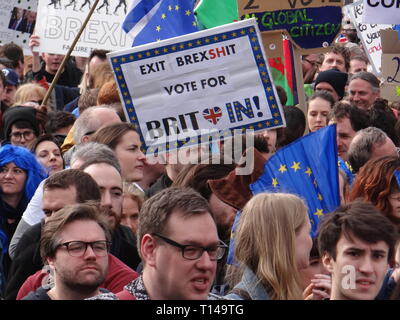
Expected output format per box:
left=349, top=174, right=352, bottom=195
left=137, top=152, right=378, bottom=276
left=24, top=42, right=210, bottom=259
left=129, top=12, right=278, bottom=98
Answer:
left=250, top=125, right=340, bottom=237
left=123, top=0, right=199, bottom=46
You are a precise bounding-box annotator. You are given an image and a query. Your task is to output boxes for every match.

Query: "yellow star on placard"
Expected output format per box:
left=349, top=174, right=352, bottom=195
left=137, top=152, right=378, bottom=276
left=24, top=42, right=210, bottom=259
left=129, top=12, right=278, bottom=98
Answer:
left=291, top=161, right=301, bottom=172
left=272, top=178, right=279, bottom=188
left=305, top=167, right=312, bottom=177
left=179, top=44, right=185, bottom=49
left=318, top=193, right=323, bottom=201
left=196, top=40, right=202, bottom=45
left=278, top=164, right=287, bottom=173
left=314, top=209, right=324, bottom=218
left=163, top=48, right=168, bottom=53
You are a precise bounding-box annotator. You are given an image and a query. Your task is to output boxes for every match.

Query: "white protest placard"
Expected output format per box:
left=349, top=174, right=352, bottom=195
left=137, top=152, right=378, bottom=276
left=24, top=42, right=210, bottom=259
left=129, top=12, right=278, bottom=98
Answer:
left=34, top=0, right=131, bottom=57
left=109, top=19, right=285, bottom=155
left=362, top=0, right=400, bottom=24
left=346, top=0, right=393, bottom=75
left=0, top=0, right=38, bottom=53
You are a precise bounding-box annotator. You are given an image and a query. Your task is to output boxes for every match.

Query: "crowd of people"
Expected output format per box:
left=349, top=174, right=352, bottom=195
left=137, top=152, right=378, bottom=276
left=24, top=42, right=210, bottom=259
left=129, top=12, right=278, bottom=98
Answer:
left=0, top=9, right=400, bottom=302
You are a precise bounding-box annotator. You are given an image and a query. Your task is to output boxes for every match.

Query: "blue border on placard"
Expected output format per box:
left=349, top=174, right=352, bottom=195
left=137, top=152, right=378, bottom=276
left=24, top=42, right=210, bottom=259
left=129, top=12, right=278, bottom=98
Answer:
left=111, top=25, right=283, bottom=154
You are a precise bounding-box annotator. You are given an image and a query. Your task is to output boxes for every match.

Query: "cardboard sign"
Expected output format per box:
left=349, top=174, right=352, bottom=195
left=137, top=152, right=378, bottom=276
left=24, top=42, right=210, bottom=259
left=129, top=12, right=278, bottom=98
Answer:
left=34, top=0, right=131, bottom=57
left=109, top=19, right=285, bottom=155
left=363, top=0, right=400, bottom=25
left=346, top=0, right=393, bottom=75
left=380, top=29, right=400, bottom=102
left=0, top=0, right=38, bottom=54
left=237, top=0, right=343, bottom=56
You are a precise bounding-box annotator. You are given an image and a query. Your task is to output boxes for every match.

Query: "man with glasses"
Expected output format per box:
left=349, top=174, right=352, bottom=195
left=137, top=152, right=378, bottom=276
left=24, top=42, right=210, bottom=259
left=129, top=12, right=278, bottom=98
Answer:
left=2, top=106, right=40, bottom=148
left=23, top=203, right=111, bottom=300
left=90, top=187, right=227, bottom=300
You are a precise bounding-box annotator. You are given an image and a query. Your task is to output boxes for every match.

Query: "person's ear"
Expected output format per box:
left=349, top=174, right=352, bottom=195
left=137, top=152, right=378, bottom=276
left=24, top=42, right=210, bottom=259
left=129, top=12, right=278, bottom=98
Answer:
left=322, top=252, right=334, bottom=274
left=141, top=234, right=157, bottom=267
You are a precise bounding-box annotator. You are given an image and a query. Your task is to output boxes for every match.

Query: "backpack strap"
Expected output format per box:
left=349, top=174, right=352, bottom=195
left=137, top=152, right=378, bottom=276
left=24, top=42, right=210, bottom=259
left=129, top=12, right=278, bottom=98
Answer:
left=115, top=289, right=136, bottom=300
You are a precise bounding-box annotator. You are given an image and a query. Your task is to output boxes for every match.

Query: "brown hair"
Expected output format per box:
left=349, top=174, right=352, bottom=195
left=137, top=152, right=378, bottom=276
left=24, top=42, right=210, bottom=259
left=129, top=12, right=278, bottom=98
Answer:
left=137, top=187, right=212, bottom=256
left=91, top=122, right=138, bottom=151
left=349, top=156, right=400, bottom=228
left=44, top=169, right=101, bottom=204
left=97, top=81, right=121, bottom=105
left=40, top=202, right=111, bottom=262
left=318, top=200, right=398, bottom=263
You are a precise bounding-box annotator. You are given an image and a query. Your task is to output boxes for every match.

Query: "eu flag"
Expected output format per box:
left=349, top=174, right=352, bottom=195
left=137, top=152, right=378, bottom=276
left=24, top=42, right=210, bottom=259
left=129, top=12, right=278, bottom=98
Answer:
left=250, top=125, right=340, bottom=237
left=123, top=0, right=199, bottom=46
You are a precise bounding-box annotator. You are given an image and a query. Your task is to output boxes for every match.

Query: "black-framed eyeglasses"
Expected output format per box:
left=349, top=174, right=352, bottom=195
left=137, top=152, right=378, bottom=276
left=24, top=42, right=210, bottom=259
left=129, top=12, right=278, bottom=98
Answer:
left=152, top=233, right=228, bottom=261
left=10, top=130, right=35, bottom=140
left=57, top=240, right=111, bottom=257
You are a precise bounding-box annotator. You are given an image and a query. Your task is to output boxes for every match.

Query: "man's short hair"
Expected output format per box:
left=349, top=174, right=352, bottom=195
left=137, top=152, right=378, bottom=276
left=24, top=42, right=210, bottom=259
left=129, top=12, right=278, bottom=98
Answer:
left=318, top=44, right=351, bottom=72
left=137, top=187, right=212, bottom=254
left=317, top=200, right=398, bottom=263
left=44, top=169, right=101, bottom=203
left=45, top=111, right=76, bottom=134
left=0, top=43, right=24, bottom=67
left=89, top=49, right=109, bottom=63
left=349, top=71, right=380, bottom=92
left=71, top=142, right=121, bottom=173
left=72, top=106, right=118, bottom=144
left=348, top=127, right=389, bottom=173
left=277, top=105, right=306, bottom=147
left=40, top=203, right=111, bottom=262
left=328, top=101, right=370, bottom=131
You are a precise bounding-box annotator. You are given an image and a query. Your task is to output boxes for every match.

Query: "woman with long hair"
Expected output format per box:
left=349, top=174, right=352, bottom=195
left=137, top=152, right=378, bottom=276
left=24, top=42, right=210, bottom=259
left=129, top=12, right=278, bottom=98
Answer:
left=226, top=193, right=313, bottom=300
left=0, top=144, right=47, bottom=278
left=350, top=155, right=400, bottom=231
left=91, top=122, right=146, bottom=183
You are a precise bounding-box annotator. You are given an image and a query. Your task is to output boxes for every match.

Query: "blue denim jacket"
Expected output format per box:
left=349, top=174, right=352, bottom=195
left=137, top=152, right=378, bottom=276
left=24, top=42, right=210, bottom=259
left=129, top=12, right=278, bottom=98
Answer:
left=225, top=267, right=271, bottom=300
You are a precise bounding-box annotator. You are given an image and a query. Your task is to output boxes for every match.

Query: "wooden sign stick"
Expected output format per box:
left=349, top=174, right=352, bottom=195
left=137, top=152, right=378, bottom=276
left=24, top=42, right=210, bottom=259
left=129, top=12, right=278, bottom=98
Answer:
left=41, top=0, right=101, bottom=107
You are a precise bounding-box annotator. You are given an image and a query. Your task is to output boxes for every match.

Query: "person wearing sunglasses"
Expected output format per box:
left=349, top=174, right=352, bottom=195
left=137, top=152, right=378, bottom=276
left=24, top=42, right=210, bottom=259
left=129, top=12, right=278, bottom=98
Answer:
left=90, top=187, right=227, bottom=300
left=23, top=203, right=112, bottom=300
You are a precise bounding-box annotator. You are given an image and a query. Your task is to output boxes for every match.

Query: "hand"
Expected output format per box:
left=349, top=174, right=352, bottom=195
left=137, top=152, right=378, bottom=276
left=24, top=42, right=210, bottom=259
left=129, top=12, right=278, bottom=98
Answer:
left=29, top=34, right=40, bottom=56
left=303, top=274, right=331, bottom=300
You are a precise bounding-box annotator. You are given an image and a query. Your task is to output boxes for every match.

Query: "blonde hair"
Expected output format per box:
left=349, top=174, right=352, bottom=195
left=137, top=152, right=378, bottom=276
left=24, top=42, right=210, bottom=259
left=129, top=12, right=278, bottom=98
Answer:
left=13, top=83, right=47, bottom=107
left=234, top=193, right=308, bottom=300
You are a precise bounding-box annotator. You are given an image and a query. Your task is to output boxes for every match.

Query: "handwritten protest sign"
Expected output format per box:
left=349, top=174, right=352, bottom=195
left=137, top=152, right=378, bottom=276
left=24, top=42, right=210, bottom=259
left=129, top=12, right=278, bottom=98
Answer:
left=346, top=0, right=393, bottom=75
left=237, top=0, right=343, bottom=56
left=0, top=0, right=38, bottom=53
left=363, top=0, right=400, bottom=25
left=34, top=0, right=131, bottom=56
left=380, top=29, right=400, bottom=102
left=109, top=19, right=285, bottom=155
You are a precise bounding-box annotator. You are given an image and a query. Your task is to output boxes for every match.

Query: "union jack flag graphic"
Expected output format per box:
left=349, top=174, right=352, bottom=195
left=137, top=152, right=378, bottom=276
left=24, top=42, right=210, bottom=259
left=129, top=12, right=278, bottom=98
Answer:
left=202, top=107, right=223, bottom=125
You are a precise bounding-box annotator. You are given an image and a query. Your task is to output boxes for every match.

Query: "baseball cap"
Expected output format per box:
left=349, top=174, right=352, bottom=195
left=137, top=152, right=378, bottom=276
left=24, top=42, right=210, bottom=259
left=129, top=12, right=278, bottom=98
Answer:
left=1, top=68, right=19, bottom=86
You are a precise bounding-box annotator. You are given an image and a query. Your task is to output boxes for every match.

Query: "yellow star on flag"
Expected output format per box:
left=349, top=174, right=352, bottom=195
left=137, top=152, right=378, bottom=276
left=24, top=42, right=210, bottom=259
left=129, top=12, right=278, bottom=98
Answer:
left=175, top=5, right=180, bottom=10
left=185, top=10, right=191, bottom=15
left=305, top=167, right=312, bottom=177
left=278, top=164, right=287, bottom=173
left=291, top=161, right=301, bottom=172
left=156, top=25, right=161, bottom=32
left=314, top=209, right=324, bottom=218
left=161, top=13, right=166, bottom=19
left=272, top=178, right=279, bottom=188
left=318, top=193, right=323, bottom=201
